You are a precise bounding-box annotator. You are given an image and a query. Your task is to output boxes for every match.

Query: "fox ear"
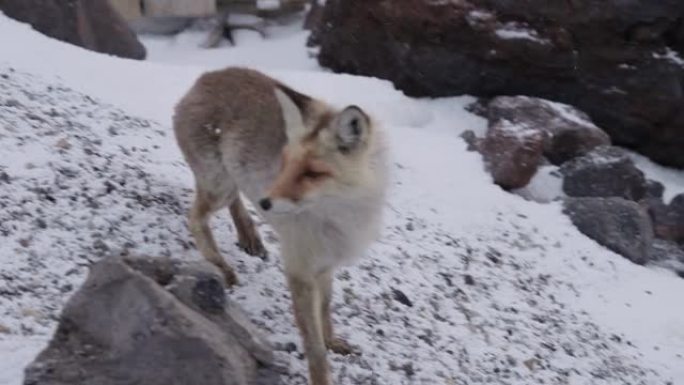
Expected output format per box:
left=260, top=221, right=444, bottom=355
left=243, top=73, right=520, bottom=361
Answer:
left=274, top=87, right=307, bottom=142
left=335, top=105, right=370, bottom=154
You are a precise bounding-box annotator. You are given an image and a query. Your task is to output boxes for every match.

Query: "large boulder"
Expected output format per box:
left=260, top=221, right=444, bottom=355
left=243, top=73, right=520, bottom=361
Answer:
left=24, top=256, right=283, bottom=385
left=0, top=0, right=146, bottom=59
left=314, top=0, right=684, bottom=168
left=479, top=118, right=545, bottom=189
left=488, top=96, right=611, bottom=165
left=560, top=146, right=647, bottom=201
left=564, top=197, right=654, bottom=265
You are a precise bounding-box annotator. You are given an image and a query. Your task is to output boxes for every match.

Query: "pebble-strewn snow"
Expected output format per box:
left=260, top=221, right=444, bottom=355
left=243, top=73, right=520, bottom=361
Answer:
left=1, top=13, right=683, bottom=385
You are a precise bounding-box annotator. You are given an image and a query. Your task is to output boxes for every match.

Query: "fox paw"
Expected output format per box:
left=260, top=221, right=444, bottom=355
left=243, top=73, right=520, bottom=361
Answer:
left=237, top=236, right=268, bottom=260
left=219, top=265, right=239, bottom=287
left=326, top=337, right=360, bottom=356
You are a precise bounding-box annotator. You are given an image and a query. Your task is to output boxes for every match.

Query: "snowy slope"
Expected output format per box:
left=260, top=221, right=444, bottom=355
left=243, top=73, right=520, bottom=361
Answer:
left=1, top=13, right=684, bottom=385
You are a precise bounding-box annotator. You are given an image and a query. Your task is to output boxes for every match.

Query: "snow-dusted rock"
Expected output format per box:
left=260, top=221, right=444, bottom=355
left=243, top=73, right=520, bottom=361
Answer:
left=480, top=118, right=545, bottom=189
left=23, top=256, right=282, bottom=385
left=488, top=96, right=611, bottom=164
left=561, top=146, right=647, bottom=201
left=564, top=197, right=653, bottom=265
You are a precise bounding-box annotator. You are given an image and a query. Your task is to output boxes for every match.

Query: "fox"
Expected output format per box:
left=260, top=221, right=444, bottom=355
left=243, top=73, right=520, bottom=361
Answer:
left=173, top=67, right=388, bottom=385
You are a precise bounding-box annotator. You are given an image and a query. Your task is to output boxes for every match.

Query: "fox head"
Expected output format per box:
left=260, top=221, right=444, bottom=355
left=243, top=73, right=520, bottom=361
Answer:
left=258, top=86, right=377, bottom=214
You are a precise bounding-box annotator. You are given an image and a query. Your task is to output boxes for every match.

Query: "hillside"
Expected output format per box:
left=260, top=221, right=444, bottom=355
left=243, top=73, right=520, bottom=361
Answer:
left=1, top=13, right=683, bottom=385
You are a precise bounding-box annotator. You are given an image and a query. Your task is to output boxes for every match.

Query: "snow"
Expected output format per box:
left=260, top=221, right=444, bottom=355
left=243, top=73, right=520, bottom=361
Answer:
left=0, top=337, right=47, bottom=385
left=1, top=11, right=684, bottom=385
left=653, top=47, right=684, bottom=67
left=495, top=23, right=550, bottom=45
left=513, top=165, right=565, bottom=203
left=140, top=20, right=319, bottom=71
left=629, top=151, right=684, bottom=204
left=541, top=99, right=596, bottom=128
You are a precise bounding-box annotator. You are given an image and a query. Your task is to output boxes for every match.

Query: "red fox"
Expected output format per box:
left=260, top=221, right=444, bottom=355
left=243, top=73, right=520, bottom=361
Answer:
left=173, top=67, right=388, bottom=385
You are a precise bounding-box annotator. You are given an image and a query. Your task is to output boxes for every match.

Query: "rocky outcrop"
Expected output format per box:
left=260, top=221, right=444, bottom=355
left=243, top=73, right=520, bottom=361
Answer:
left=314, top=0, right=684, bottom=168
left=0, top=0, right=146, bottom=59
left=472, top=96, right=611, bottom=190
left=488, top=96, right=611, bottom=165
left=24, top=256, right=283, bottom=385
left=560, top=146, right=647, bottom=201
left=564, top=197, right=654, bottom=265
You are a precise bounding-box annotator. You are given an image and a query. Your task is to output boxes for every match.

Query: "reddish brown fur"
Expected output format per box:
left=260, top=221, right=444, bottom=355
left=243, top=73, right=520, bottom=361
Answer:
left=267, top=143, right=334, bottom=202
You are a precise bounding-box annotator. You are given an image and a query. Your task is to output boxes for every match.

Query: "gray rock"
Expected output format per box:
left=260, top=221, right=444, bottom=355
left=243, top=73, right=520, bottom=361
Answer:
left=488, top=96, right=611, bottom=165
left=561, top=146, right=647, bottom=201
left=648, top=239, right=684, bottom=277
left=564, top=197, right=653, bottom=265
left=460, top=129, right=481, bottom=152
left=24, top=256, right=283, bottom=385
left=644, top=180, right=665, bottom=200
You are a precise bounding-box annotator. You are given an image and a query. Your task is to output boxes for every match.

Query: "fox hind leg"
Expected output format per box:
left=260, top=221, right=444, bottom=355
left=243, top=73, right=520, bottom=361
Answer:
left=189, top=186, right=238, bottom=286
left=229, top=197, right=268, bottom=258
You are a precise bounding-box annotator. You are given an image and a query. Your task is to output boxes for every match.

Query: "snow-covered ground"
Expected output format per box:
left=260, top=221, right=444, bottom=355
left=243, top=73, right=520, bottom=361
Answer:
left=1, top=13, right=684, bottom=385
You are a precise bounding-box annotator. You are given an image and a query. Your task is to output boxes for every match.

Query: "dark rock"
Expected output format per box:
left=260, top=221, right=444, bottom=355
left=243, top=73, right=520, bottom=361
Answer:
left=650, top=193, right=684, bottom=243
left=645, top=180, right=665, bottom=200
left=488, top=96, right=611, bottom=165
left=0, top=0, right=146, bottom=60
left=480, top=119, right=545, bottom=189
left=0, top=171, right=11, bottom=184
left=564, top=197, right=653, bottom=265
left=464, top=274, right=475, bottom=285
left=391, top=288, right=413, bottom=307
left=24, top=256, right=281, bottom=385
left=561, top=146, right=647, bottom=201
left=304, top=0, right=323, bottom=31
left=314, top=0, right=684, bottom=168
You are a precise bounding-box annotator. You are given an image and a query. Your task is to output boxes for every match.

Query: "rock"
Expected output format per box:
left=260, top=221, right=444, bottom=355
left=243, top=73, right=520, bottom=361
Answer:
left=649, top=193, right=684, bottom=243
left=561, top=146, right=647, bottom=201
left=563, top=197, right=653, bottom=265
left=0, top=0, right=146, bottom=60
left=314, top=0, right=684, bottom=168
left=488, top=96, right=611, bottom=165
left=480, top=119, right=545, bottom=189
left=24, top=256, right=282, bottom=385
left=644, top=180, right=665, bottom=200
left=304, top=0, right=323, bottom=31
left=648, top=239, right=684, bottom=277
left=460, top=129, right=481, bottom=152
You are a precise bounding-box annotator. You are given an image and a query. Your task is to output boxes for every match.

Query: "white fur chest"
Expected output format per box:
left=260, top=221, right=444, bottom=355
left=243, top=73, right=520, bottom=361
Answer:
left=269, top=195, right=383, bottom=277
